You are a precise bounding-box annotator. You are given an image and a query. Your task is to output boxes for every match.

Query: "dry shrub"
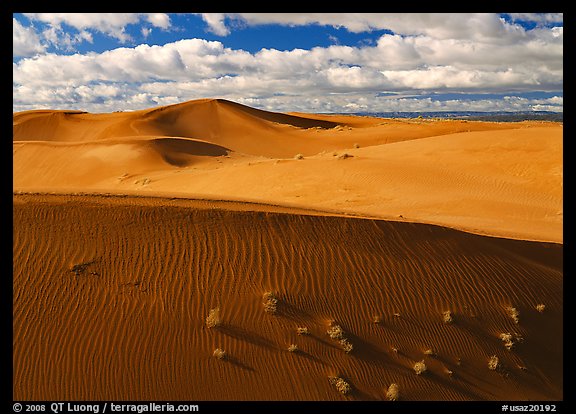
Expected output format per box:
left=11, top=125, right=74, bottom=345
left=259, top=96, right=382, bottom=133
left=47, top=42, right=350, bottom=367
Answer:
left=340, top=338, right=353, bottom=353
left=213, top=348, right=226, bottom=360
left=287, top=344, right=298, bottom=352
left=294, top=153, right=304, bottom=160
left=206, top=307, right=221, bottom=328
left=413, top=360, right=427, bottom=375
left=263, top=292, right=278, bottom=314
left=488, top=355, right=499, bottom=370
left=386, top=383, right=400, bottom=401
left=424, top=348, right=435, bottom=356
left=296, top=327, right=309, bottom=335
left=328, top=376, right=351, bottom=395
left=536, top=304, right=546, bottom=313
left=442, top=310, right=453, bottom=324
left=327, top=322, right=353, bottom=353
left=507, top=306, right=520, bottom=324
left=500, top=333, right=514, bottom=350
left=327, top=324, right=344, bottom=340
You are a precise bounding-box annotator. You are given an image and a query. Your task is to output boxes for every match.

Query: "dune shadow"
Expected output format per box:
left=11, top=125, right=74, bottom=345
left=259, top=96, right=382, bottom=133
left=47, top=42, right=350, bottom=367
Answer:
left=219, top=324, right=277, bottom=350
left=276, top=300, right=315, bottom=322
left=225, top=355, right=255, bottom=372
left=218, top=99, right=340, bottom=129
left=151, top=137, right=230, bottom=167
left=308, top=333, right=342, bottom=350
left=339, top=332, right=391, bottom=368
left=291, top=349, right=326, bottom=366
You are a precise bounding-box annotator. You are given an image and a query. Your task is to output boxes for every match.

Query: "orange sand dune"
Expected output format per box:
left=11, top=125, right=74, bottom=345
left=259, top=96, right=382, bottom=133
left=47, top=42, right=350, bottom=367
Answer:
left=12, top=99, right=563, bottom=401
left=13, top=99, right=562, bottom=242
left=13, top=194, right=562, bottom=401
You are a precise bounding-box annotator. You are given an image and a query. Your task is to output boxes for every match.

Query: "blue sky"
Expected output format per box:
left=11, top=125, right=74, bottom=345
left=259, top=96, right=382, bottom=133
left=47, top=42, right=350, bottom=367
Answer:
left=13, top=13, right=563, bottom=113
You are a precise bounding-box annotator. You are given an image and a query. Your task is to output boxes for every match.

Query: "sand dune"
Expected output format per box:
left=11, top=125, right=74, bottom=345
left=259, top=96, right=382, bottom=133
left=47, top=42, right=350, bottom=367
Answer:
left=13, top=98, right=562, bottom=242
left=12, top=99, right=562, bottom=401
left=13, top=194, right=562, bottom=401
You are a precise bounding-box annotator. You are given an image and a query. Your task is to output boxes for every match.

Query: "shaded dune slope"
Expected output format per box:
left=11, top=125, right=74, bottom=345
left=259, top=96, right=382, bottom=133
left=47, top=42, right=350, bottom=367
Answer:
left=13, top=195, right=562, bottom=401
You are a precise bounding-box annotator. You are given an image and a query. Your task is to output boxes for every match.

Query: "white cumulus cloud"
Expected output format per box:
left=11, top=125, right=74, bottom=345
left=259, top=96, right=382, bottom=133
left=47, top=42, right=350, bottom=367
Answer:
left=13, top=18, right=45, bottom=57
left=23, top=13, right=171, bottom=43
left=13, top=13, right=563, bottom=114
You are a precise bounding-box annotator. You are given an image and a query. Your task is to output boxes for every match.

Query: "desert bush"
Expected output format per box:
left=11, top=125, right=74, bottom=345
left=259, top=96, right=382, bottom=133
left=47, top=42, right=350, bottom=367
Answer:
left=213, top=348, right=226, bottom=359
left=424, top=348, right=435, bottom=356
left=353, top=143, right=360, bottom=148
left=442, top=310, right=453, bottom=324
left=386, top=383, right=400, bottom=401
left=327, top=324, right=344, bottom=340
left=500, top=333, right=514, bottom=350
left=206, top=307, right=221, bottom=328
left=536, top=304, right=546, bottom=313
left=413, top=360, right=427, bottom=375
left=328, top=376, right=351, bottom=395
left=287, top=344, right=298, bottom=352
left=488, top=355, right=499, bottom=370
left=296, top=327, right=309, bottom=335
left=294, top=153, right=304, bottom=160
left=507, top=306, right=520, bottom=324
left=340, top=338, right=353, bottom=353
left=263, top=291, right=278, bottom=314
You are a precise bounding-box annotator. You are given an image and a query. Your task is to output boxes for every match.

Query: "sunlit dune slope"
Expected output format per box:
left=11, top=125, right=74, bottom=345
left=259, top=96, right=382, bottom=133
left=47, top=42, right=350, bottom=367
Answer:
left=13, top=194, right=562, bottom=401
left=13, top=99, right=563, bottom=242
left=13, top=98, right=525, bottom=156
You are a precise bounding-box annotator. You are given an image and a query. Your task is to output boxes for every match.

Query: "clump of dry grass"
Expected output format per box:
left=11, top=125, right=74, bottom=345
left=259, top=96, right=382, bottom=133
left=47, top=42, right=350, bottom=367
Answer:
left=500, top=333, right=514, bottom=350
left=413, top=360, right=427, bottom=375
left=328, top=376, right=351, bottom=395
left=206, top=307, right=221, bottom=328
left=488, top=355, right=499, bottom=370
left=263, top=291, right=278, bottom=314
left=327, top=322, right=354, bottom=353
left=287, top=344, right=298, bottom=353
left=294, top=153, right=304, bottom=160
left=339, top=338, right=353, bottom=353
left=296, top=327, right=309, bottom=335
left=442, top=310, right=453, bottom=324
left=327, top=324, right=344, bottom=340
left=424, top=348, right=435, bottom=356
left=507, top=306, right=520, bottom=324
left=386, top=383, right=400, bottom=401
left=536, top=304, right=546, bottom=313
left=213, top=348, right=226, bottom=360
left=372, top=314, right=382, bottom=324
